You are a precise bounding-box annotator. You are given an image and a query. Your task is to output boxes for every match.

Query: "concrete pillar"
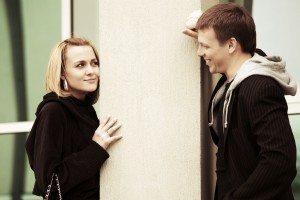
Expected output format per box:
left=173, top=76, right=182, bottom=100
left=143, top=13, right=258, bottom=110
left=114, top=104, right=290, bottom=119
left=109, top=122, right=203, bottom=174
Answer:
left=98, top=0, right=201, bottom=199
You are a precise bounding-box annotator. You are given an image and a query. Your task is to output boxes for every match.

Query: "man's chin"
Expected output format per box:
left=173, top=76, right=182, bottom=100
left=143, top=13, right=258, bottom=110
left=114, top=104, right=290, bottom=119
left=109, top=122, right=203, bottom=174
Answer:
left=208, top=66, right=216, bottom=74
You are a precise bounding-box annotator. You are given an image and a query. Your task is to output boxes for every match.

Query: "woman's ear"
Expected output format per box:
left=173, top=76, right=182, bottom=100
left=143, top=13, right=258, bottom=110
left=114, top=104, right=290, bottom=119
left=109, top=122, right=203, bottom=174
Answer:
left=61, top=73, right=66, bottom=80
left=61, top=68, right=67, bottom=80
left=228, top=37, right=237, bottom=54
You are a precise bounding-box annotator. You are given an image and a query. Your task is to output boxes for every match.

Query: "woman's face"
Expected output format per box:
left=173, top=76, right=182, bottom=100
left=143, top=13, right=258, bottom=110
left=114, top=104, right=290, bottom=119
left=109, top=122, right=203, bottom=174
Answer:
left=62, top=45, right=100, bottom=100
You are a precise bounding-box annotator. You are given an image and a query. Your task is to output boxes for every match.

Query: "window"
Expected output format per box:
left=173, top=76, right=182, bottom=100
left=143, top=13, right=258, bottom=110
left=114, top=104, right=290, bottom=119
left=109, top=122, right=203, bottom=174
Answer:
left=253, top=0, right=300, bottom=197
left=0, top=0, right=60, bottom=199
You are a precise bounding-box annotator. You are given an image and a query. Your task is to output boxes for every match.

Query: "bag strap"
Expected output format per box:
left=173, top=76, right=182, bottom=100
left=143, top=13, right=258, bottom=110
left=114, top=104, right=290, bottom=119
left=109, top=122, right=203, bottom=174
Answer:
left=44, top=173, right=62, bottom=200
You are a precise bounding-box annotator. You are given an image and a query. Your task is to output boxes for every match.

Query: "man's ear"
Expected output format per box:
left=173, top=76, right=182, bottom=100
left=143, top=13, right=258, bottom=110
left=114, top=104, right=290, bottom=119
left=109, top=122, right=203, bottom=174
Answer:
left=228, top=37, right=237, bottom=54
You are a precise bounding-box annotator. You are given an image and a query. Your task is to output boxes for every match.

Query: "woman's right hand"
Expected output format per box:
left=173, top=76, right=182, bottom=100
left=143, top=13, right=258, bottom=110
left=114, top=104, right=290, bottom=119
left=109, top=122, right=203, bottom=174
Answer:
left=92, top=116, right=122, bottom=150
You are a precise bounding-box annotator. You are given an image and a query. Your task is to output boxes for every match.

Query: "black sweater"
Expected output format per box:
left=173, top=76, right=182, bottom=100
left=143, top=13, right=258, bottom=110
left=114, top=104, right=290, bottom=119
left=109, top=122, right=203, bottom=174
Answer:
left=25, top=92, right=109, bottom=200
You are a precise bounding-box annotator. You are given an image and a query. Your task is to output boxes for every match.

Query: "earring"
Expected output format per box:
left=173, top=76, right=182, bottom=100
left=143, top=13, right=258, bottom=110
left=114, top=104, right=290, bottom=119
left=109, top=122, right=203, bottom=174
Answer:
left=63, top=80, right=68, bottom=90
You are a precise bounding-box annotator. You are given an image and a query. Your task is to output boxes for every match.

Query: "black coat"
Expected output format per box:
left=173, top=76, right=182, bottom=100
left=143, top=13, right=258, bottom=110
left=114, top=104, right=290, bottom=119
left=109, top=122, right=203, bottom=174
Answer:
left=25, top=93, right=109, bottom=200
left=209, top=75, right=297, bottom=200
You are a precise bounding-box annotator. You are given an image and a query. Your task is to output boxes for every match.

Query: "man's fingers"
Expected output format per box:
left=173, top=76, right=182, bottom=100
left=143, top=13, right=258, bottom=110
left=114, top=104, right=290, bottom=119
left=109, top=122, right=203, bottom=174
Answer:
left=182, top=29, right=198, bottom=39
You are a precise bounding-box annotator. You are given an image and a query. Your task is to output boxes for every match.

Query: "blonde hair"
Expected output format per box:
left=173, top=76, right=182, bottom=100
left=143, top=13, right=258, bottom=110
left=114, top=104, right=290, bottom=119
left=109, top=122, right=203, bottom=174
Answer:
left=45, top=37, right=100, bottom=104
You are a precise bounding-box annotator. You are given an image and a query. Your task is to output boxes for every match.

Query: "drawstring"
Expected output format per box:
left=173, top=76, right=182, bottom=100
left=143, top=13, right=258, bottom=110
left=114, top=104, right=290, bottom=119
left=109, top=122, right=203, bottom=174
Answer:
left=223, top=91, right=233, bottom=129
left=208, top=82, right=227, bottom=127
left=208, top=99, right=214, bottom=126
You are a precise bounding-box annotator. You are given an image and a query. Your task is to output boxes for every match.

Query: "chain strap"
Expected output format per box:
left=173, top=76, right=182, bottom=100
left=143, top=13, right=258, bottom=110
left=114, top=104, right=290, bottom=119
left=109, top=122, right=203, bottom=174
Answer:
left=44, top=173, right=62, bottom=200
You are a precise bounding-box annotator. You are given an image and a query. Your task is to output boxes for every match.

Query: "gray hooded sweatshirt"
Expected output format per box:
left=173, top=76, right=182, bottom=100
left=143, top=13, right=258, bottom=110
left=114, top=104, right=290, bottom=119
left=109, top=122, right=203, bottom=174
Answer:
left=209, top=53, right=297, bottom=132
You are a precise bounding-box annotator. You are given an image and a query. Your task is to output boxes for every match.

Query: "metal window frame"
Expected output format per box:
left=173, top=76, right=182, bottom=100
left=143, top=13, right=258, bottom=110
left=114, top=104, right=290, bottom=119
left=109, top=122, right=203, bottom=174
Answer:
left=0, top=1, right=72, bottom=136
left=0, top=121, right=34, bottom=135
left=61, top=0, right=72, bottom=39
left=287, top=96, right=300, bottom=115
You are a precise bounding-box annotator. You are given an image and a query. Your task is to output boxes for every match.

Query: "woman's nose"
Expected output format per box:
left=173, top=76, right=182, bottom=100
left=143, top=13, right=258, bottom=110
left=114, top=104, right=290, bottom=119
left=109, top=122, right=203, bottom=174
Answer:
left=85, top=65, right=94, bottom=74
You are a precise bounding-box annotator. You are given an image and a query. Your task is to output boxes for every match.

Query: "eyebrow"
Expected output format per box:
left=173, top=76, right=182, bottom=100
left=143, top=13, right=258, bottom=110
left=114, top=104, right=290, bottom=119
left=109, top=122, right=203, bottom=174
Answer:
left=73, top=60, right=85, bottom=65
left=74, top=58, right=97, bottom=64
left=199, top=42, right=208, bottom=46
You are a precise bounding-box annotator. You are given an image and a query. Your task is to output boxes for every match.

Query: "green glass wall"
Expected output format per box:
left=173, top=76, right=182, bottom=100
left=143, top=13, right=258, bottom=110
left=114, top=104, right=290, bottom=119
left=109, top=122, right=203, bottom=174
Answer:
left=291, top=115, right=300, bottom=199
left=0, top=0, right=60, bottom=199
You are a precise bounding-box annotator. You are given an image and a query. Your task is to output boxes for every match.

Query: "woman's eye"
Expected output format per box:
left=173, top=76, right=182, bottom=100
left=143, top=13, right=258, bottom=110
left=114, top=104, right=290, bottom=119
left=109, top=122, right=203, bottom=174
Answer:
left=92, top=61, right=99, bottom=67
left=76, top=63, right=85, bottom=68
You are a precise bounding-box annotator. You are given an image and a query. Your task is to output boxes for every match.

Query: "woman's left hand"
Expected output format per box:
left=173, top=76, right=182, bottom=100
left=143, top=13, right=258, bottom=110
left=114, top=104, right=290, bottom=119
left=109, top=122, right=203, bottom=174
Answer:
left=92, top=116, right=122, bottom=150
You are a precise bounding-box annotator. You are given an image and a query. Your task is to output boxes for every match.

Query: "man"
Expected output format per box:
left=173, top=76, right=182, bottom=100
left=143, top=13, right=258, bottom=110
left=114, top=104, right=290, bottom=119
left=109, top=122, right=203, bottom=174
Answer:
left=184, top=3, right=297, bottom=199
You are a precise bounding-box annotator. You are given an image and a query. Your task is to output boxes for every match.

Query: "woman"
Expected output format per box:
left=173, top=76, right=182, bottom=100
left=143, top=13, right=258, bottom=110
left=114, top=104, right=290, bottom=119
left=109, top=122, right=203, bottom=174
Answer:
left=25, top=37, right=122, bottom=199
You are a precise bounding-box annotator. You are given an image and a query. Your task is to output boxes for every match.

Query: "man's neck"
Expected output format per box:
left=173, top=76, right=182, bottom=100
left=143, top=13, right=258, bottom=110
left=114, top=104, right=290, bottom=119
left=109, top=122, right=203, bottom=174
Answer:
left=225, top=52, right=252, bottom=82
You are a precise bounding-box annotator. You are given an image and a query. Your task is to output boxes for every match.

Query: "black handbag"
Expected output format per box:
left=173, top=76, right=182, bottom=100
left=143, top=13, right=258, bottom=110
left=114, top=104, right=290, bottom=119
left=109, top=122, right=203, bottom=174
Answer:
left=44, top=173, right=62, bottom=200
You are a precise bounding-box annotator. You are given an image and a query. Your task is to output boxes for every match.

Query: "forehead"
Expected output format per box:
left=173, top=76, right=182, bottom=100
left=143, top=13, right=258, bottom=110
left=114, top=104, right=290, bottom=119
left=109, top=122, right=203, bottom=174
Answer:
left=65, top=45, right=96, bottom=62
left=197, top=28, right=218, bottom=44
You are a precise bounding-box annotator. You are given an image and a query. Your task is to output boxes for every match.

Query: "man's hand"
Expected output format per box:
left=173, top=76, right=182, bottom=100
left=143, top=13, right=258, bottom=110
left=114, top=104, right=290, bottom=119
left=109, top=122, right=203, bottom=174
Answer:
left=182, top=9, right=202, bottom=39
left=182, top=29, right=198, bottom=39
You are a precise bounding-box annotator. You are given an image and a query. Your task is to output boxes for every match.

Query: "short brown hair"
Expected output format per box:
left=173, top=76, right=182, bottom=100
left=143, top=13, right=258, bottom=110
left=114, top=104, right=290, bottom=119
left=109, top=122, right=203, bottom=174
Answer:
left=196, top=3, right=256, bottom=55
left=45, top=37, right=100, bottom=104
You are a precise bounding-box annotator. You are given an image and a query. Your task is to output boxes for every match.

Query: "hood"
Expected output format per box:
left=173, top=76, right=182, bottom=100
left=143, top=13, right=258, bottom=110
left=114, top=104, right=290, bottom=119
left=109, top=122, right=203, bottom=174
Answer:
left=227, top=53, right=297, bottom=98
left=34, top=92, right=98, bottom=128
left=209, top=53, right=297, bottom=131
left=35, top=92, right=94, bottom=116
left=35, top=92, right=60, bottom=116
left=26, top=92, right=99, bottom=171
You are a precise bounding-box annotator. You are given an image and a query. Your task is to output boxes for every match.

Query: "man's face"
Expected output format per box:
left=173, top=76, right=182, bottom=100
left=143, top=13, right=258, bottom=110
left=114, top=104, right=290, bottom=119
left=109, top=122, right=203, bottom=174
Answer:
left=197, top=28, right=229, bottom=74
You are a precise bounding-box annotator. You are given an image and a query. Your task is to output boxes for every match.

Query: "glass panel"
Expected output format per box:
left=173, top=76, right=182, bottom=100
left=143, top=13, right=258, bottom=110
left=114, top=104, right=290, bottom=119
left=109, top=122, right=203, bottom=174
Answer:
left=290, top=115, right=300, bottom=198
left=0, top=0, right=61, bottom=199
left=0, top=134, right=14, bottom=198
left=252, top=0, right=300, bottom=89
left=0, top=0, right=18, bottom=123
left=252, top=0, right=300, bottom=115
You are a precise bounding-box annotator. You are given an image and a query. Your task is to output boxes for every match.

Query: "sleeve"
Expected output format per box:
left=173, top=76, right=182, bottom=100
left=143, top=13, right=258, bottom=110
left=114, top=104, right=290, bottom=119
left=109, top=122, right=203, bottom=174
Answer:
left=225, top=77, right=297, bottom=199
left=32, top=102, right=109, bottom=195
